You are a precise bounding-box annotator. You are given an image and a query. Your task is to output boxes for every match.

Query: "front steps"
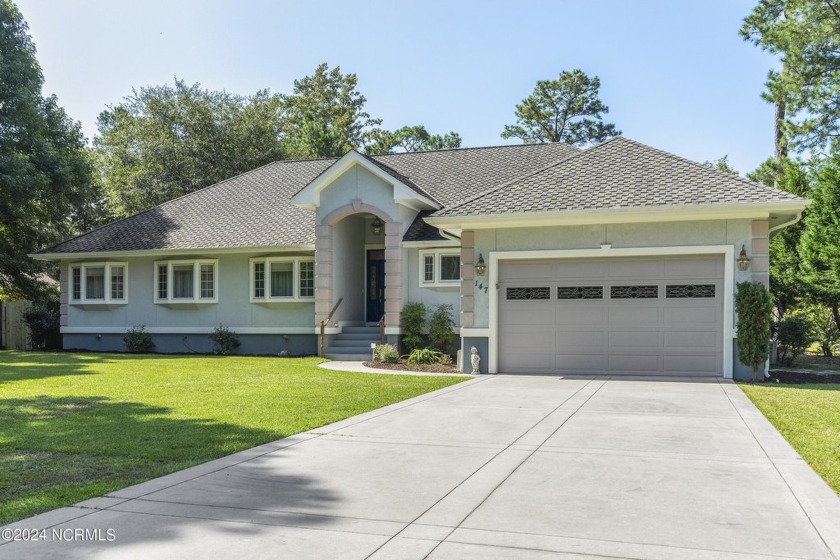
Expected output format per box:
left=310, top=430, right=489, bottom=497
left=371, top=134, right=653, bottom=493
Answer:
left=324, top=326, right=381, bottom=361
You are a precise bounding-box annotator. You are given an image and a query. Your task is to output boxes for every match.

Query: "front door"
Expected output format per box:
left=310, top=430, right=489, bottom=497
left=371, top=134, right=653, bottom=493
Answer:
left=366, top=249, right=385, bottom=322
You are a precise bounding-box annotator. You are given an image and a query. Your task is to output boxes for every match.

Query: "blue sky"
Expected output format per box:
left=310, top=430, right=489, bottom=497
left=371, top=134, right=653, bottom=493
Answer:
left=17, top=0, right=777, bottom=174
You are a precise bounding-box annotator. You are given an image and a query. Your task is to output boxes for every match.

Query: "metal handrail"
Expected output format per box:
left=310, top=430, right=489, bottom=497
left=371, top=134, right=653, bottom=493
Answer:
left=378, top=314, right=386, bottom=344
left=319, top=297, right=343, bottom=358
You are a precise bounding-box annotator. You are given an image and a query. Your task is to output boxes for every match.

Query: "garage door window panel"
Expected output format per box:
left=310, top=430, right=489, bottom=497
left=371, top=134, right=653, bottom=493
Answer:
left=506, top=287, right=551, bottom=300
left=610, top=285, right=659, bottom=299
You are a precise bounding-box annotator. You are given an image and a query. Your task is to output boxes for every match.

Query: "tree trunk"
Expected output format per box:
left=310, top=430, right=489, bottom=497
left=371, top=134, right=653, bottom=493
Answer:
left=774, top=97, right=787, bottom=163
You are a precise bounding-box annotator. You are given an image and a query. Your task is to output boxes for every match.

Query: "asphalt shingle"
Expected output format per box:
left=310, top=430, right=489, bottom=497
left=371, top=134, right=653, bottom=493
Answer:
left=434, top=137, right=803, bottom=217
left=39, top=143, right=578, bottom=254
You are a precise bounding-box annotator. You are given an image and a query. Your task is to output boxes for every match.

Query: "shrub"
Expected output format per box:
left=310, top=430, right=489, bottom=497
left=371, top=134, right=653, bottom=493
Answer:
left=774, top=316, right=812, bottom=366
left=405, top=347, right=441, bottom=365
left=123, top=324, right=154, bottom=353
left=401, top=302, right=426, bottom=352
left=438, top=353, right=454, bottom=366
left=428, top=304, right=456, bottom=354
left=372, top=343, right=399, bottom=363
left=21, top=302, right=60, bottom=350
left=802, top=304, right=839, bottom=357
left=735, top=281, right=774, bottom=382
left=209, top=324, right=240, bottom=355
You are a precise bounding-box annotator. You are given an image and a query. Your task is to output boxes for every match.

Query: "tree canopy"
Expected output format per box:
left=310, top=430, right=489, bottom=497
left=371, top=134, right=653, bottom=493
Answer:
left=799, top=152, right=840, bottom=327
left=280, top=63, right=381, bottom=158
left=367, top=125, right=462, bottom=155
left=741, top=0, right=840, bottom=156
left=501, top=69, right=620, bottom=146
left=94, top=81, right=286, bottom=216
left=0, top=0, right=97, bottom=299
left=749, top=157, right=812, bottom=315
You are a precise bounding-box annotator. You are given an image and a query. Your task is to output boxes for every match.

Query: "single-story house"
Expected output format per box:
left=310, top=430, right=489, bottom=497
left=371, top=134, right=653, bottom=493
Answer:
left=33, top=137, right=807, bottom=379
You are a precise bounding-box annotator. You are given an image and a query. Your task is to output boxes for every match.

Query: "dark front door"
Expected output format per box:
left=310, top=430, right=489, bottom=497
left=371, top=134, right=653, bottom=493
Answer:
left=367, top=249, right=385, bottom=322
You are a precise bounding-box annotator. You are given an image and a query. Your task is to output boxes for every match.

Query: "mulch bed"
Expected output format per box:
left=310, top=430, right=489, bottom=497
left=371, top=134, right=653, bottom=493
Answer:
left=768, top=370, right=840, bottom=384
left=363, top=361, right=462, bottom=374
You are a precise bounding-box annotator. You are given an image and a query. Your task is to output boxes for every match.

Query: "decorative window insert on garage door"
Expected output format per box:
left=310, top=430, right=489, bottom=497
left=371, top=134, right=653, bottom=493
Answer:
left=497, top=255, right=725, bottom=376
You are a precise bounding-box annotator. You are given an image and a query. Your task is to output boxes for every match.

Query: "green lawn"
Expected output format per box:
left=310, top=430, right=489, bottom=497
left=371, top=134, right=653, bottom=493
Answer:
left=0, top=351, right=467, bottom=525
left=740, top=382, right=840, bottom=495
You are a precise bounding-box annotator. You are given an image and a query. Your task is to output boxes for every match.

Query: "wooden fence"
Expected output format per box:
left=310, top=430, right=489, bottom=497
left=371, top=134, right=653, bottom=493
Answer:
left=1, top=300, right=32, bottom=350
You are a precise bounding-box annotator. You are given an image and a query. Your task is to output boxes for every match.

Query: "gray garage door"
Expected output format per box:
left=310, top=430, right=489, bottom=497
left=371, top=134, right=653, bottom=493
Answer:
left=498, top=255, right=724, bottom=376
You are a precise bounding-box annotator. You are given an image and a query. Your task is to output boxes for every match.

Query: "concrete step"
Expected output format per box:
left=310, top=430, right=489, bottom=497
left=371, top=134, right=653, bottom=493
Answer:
left=325, top=352, right=373, bottom=361
left=326, top=346, right=374, bottom=355
left=331, top=339, right=379, bottom=348
left=334, top=332, right=381, bottom=341
left=342, top=326, right=380, bottom=334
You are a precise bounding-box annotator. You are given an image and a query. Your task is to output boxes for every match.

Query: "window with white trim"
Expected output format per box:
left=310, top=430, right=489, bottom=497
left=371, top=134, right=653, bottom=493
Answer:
left=419, top=249, right=461, bottom=286
left=154, top=260, right=218, bottom=303
left=69, top=262, right=128, bottom=304
left=250, top=257, right=315, bottom=302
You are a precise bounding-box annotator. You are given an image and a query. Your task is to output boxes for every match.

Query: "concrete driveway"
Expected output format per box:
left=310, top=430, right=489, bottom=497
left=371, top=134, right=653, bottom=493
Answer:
left=3, top=375, right=840, bottom=559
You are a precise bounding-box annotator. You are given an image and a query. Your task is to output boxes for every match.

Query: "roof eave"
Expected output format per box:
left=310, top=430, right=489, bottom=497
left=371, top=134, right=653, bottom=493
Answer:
left=425, top=201, right=811, bottom=231
left=30, top=244, right=317, bottom=261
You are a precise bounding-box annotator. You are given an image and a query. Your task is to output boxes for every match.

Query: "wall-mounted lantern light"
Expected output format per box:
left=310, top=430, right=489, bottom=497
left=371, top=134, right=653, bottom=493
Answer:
left=475, top=253, right=487, bottom=276
left=371, top=217, right=384, bottom=235
left=737, top=245, right=751, bottom=271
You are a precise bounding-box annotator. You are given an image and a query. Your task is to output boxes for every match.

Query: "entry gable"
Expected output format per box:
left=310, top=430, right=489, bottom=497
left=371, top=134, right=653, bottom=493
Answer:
left=291, top=150, right=441, bottom=212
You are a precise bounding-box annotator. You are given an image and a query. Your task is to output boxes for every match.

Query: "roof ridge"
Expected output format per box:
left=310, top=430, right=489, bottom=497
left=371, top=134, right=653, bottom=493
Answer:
left=358, top=152, right=443, bottom=206
left=436, top=144, right=592, bottom=215
left=371, top=140, right=581, bottom=158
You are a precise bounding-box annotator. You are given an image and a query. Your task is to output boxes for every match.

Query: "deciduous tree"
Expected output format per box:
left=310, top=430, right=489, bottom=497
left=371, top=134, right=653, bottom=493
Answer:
left=501, top=69, right=620, bottom=146
left=0, top=1, right=97, bottom=299
left=95, top=81, right=285, bottom=216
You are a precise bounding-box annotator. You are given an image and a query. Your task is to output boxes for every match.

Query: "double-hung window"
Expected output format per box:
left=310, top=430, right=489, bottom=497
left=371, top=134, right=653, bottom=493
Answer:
left=154, top=260, right=218, bottom=303
left=250, top=257, right=315, bottom=302
left=419, top=249, right=461, bottom=286
left=69, top=262, right=128, bottom=304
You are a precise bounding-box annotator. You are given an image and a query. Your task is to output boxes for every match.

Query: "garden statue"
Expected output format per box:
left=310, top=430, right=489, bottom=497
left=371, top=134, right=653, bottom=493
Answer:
left=470, top=346, right=481, bottom=374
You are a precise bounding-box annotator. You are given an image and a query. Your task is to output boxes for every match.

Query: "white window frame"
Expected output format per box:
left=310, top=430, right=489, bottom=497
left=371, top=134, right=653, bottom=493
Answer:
left=249, top=257, right=315, bottom=302
left=419, top=249, right=461, bottom=287
left=69, top=262, right=128, bottom=305
left=153, top=259, right=218, bottom=304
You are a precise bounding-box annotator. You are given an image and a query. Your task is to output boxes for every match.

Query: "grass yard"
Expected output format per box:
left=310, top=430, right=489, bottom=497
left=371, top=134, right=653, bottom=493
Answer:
left=0, top=351, right=467, bottom=525
left=740, top=382, right=840, bottom=495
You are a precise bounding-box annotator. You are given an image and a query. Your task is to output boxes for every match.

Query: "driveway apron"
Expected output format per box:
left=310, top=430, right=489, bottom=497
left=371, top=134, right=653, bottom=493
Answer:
left=2, top=375, right=839, bottom=559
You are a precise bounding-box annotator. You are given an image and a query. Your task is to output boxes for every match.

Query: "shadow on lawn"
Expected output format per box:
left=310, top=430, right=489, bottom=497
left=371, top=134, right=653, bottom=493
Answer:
left=0, top=395, right=342, bottom=533
left=0, top=351, right=112, bottom=385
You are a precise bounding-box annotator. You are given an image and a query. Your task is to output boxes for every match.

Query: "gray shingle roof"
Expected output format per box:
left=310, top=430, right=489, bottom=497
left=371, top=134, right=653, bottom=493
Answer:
left=38, top=138, right=804, bottom=255
left=41, top=159, right=334, bottom=253
left=39, top=142, right=578, bottom=254
left=434, top=137, right=804, bottom=217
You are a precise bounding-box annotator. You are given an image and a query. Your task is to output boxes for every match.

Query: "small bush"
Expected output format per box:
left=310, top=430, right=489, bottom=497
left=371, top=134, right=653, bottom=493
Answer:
left=428, top=304, right=456, bottom=354
left=438, top=353, right=454, bottom=366
left=123, top=324, right=154, bottom=353
left=209, top=324, right=240, bottom=355
left=802, top=304, right=839, bottom=357
left=372, top=343, right=399, bottom=363
left=775, top=316, right=812, bottom=366
left=401, top=302, right=427, bottom=353
left=735, top=281, right=774, bottom=382
left=21, top=302, right=60, bottom=350
left=405, top=347, right=441, bottom=365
